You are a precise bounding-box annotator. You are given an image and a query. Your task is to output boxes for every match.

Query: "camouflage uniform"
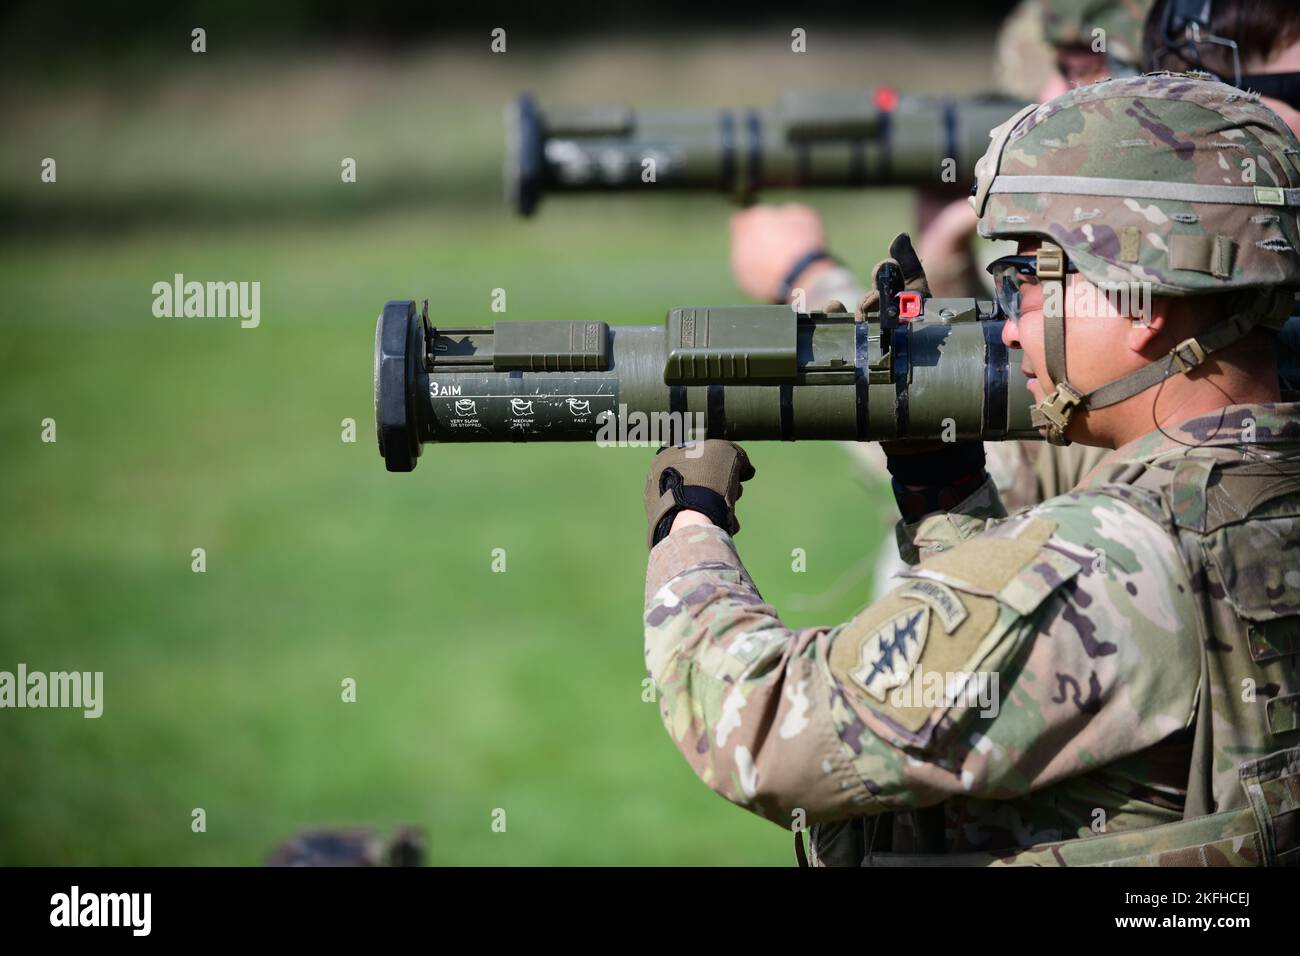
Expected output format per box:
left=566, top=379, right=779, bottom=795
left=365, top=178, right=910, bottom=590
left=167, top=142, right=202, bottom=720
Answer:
left=647, top=75, right=1300, bottom=865
left=647, top=404, right=1300, bottom=864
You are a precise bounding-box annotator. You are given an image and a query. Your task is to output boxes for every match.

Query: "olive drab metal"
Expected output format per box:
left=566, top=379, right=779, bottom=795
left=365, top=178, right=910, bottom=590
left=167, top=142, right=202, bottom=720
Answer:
left=373, top=290, right=1040, bottom=473
left=507, top=89, right=1029, bottom=216
left=374, top=302, right=1300, bottom=473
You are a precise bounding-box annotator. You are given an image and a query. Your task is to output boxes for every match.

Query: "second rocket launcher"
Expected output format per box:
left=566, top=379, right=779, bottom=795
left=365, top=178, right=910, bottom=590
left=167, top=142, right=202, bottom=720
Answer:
left=375, top=281, right=1038, bottom=473
left=505, top=88, right=1029, bottom=216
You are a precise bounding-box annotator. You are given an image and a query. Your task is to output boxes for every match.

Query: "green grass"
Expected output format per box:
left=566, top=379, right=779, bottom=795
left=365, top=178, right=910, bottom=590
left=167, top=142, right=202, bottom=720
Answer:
left=0, top=25, right=1003, bottom=866
left=0, top=195, right=909, bottom=864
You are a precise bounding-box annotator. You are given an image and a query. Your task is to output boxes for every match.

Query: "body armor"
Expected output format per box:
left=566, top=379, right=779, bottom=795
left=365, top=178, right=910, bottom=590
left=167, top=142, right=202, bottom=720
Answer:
left=807, top=428, right=1300, bottom=866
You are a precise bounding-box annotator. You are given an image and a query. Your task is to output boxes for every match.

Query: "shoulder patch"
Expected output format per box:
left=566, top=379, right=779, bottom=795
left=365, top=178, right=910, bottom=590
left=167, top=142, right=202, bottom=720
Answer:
left=830, top=588, right=1001, bottom=738
left=847, top=605, right=930, bottom=701
left=897, top=579, right=968, bottom=632
left=829, top=514, right=1082, bottom=745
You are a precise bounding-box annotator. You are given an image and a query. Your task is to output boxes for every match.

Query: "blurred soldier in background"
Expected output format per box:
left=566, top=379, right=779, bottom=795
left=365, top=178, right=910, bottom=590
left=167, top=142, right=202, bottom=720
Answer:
left=1142, top=0, right=1300, bottom=135
left=1141, top=0, right=1300, bottom=398
left=731, top=0, right=1153, bottom=602
left=734, top=1, right=1152, bottom=312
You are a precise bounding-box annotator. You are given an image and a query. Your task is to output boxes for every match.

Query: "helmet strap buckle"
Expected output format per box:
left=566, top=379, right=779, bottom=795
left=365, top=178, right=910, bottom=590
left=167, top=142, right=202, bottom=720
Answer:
left=1169, top=337, right=1207, bottom=375
left=1037, top=243, right=1066, bottom=280
left=1030, top=380, right=1084, bottom=446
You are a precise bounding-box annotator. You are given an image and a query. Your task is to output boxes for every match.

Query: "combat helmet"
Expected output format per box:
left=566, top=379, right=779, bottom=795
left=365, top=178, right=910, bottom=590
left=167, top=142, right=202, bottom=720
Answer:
left=970, top=72, right=1300, bottom=443
left=1041, top=0, right=1152, bottom=76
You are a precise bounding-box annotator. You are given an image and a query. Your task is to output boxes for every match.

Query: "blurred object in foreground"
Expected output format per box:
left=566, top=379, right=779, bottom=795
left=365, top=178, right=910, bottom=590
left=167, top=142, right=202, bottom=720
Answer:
left=266, top=826, right=427, bottom=867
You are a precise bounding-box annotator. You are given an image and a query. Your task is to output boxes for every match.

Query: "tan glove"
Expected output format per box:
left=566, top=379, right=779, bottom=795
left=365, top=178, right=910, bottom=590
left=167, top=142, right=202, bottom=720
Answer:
left=856, top=232, right=931, bottom=321
left=645, top=440, right=755, bottom=549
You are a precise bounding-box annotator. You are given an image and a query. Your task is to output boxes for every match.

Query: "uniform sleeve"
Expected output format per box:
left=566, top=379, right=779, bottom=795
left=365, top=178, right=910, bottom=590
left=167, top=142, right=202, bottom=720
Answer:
left=643, top=490, right=1202, bottom=830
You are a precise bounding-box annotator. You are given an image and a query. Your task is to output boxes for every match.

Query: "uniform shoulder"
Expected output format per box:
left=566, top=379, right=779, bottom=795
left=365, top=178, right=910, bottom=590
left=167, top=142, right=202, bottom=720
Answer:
left=904, top=485, right=1189, bottom=624
left=1022, top=484, right=1174, bottom=542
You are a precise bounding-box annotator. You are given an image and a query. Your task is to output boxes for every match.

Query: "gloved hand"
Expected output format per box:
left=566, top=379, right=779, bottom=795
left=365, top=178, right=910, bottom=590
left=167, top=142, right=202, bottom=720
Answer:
left=645, top=440, right=755, bottom=549
left=883, top=441, right=988, bottom=523
left=856, top=232, right=932, bottom=320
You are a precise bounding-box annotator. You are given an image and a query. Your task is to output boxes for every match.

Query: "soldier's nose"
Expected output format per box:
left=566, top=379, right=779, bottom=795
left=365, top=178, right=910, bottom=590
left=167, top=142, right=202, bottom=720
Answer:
left=1001, top=317, right=1022, bottom=350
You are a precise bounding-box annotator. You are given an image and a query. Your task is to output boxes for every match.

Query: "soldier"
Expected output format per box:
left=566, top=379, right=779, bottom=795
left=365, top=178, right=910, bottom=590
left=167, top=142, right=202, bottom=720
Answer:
left=643, top=73, right=1300, bottom=866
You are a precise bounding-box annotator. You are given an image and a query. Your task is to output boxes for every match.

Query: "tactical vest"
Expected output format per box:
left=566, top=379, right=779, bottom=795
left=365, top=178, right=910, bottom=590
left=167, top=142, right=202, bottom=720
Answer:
left=805, top=442, right=1300, bottom=867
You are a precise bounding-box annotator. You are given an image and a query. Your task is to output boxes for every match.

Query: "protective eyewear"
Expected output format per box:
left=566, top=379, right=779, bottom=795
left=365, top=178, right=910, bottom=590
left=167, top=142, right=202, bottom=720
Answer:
left=985, top=253, right=1079, bottom=321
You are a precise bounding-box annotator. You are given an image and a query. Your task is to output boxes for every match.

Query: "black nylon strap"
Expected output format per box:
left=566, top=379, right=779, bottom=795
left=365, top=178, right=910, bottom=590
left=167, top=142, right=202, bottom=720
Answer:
left=745, top=110, right=763, bottom=194
left=776, top=248, right=838, bottom=304
left=779, top=384, right=794, bottom=440
left=1239, top=72, right=1300, bottom=110
left=854, top=320, right=870, bottom=441
left=669, top=384, right=687, bottom=415
left=892, top=326, right=910, bottom=437
left=719, top=110, right=736, bottom=195
left=983, top=319, right=1009, bottom=438
left=942, top=99, right=958, bottom=175
left=651, top=470, right=732, bottom=546
left=878, top=108, right=893, bottom=181
left=706, top=384, right=726, bottom=437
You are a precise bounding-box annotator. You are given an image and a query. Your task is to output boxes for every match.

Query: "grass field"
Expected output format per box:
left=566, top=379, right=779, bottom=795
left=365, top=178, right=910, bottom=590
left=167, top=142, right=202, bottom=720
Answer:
left=0, top=33, right=995, bottom=865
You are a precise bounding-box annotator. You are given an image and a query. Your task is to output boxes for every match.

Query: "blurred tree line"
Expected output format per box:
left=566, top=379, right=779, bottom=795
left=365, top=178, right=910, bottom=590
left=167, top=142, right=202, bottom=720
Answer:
left=2, top=0, right=1016, bottom=59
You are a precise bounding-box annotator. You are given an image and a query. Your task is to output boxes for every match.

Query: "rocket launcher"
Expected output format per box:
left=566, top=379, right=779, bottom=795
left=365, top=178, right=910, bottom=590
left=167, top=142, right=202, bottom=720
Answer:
left=375, top=267, right=1038, bottom=472
left=505, top=88, right=1029, bottom=216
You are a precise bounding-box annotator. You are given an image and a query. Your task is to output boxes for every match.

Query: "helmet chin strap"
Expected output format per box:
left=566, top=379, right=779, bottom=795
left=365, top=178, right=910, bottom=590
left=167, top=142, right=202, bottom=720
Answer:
left=1027, top=242, right=1292, bottom=446
left=1030, top=243, right=1077, bottom=445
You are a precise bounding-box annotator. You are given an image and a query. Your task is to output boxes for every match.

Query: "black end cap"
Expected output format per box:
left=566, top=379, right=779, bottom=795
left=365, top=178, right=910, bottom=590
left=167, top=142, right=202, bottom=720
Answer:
left=374, top=299, right=421, bottom=473
left=505, top=93, right=544, bottom=217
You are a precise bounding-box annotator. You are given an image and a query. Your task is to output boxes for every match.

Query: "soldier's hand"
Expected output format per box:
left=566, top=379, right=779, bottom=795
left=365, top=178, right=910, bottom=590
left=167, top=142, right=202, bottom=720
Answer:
left=645, top=440, right=755, bottom=549
left=856, top=233, right=931, bottom=319
left=730, top=203, right=833, bottom=303
left=881, top=440, right=988, bottom=523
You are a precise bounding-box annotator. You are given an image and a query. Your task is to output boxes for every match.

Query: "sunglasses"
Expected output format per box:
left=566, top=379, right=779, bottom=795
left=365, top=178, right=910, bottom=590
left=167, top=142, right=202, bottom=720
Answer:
left=985, top=253, right=1079, bottom=321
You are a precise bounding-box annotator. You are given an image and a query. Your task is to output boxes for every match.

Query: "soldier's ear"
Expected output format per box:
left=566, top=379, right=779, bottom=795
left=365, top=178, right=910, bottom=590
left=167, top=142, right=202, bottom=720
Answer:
left=1127, top=297, right=1174, bottom=359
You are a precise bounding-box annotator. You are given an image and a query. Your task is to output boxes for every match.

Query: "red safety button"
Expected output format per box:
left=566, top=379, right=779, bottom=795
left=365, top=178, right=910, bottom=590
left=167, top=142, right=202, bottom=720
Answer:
left=874, top=87, right=899, bottom=112
left=897, top=291, right=922, bottom=320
